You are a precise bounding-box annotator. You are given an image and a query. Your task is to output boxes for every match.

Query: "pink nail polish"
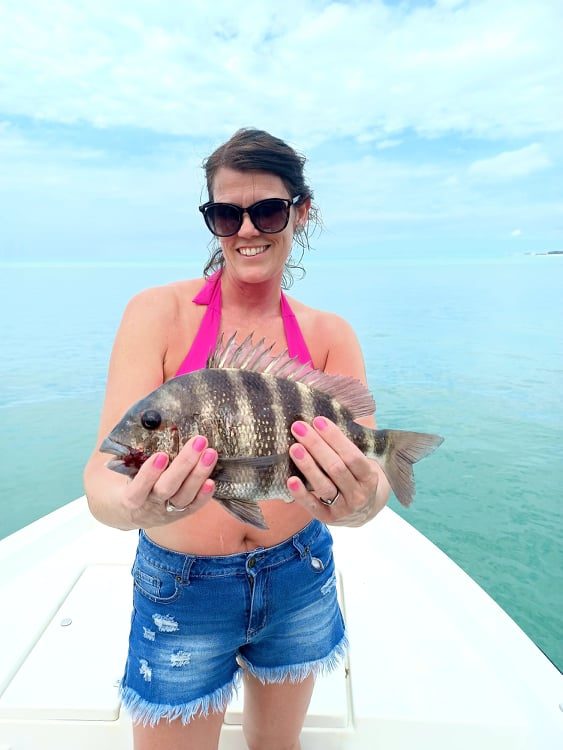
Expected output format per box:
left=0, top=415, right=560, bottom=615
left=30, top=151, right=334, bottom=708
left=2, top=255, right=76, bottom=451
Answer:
left=154, top=453, right=168, bottom=470
left=313, top=416, right=328, bottom=431
left=292, top=445, right=305, bottom=460
left=288, top=478, right=300, bottom=491
left=193, top=436, right=206, bottom=452
left=202, top=449, right=216, bottom=467
left=292, top=421, right=307, bottom=437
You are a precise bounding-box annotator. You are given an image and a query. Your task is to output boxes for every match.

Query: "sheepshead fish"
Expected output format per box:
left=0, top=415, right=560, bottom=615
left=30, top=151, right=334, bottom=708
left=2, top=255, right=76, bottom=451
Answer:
left=100, top=334, right=443, bottom=528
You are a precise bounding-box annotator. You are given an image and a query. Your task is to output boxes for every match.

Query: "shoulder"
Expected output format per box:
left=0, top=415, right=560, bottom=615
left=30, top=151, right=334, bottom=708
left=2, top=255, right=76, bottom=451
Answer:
left=121, top=277, right=205, bottom=328
left=286, top=296, right=362, bottom=368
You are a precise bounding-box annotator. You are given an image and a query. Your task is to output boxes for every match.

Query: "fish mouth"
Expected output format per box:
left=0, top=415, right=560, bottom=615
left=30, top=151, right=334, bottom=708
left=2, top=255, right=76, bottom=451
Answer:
left=100, top=436, right=149, bottom=478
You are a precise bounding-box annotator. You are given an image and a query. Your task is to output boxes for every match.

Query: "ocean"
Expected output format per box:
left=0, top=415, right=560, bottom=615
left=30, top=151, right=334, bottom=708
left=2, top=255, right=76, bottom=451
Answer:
left=0, top=256, right=561, bottom=670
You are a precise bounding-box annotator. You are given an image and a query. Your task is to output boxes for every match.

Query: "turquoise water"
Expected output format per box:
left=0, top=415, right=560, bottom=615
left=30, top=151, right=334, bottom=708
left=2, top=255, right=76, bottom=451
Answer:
left=0, top=257, right=561, bottom=670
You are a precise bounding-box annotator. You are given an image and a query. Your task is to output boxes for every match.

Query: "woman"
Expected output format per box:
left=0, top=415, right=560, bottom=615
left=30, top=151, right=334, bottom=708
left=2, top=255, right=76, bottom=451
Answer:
left=84, top=128, right=391, bottom=750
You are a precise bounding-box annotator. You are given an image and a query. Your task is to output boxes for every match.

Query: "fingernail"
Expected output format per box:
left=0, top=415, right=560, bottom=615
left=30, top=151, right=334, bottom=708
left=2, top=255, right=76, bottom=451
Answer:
left=288, top=478, right=301, bottom=491
left=291, top=445, right=305, bottom=460
left=202, top=449, right=216, bottom=467
left=193, top=436, right=206, bottom=452
left=313, top=416, right=328, bottom=431
left=292, top=421, right=307, bottom=437
left=202, top=480, right=214, bottom=494
left=153, top=453, right=168, bottom=470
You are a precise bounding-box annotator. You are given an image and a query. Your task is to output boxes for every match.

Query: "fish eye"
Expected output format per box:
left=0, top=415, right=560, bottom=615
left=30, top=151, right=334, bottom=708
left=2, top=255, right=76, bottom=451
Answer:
left=141, top=410, right=162, bottom=430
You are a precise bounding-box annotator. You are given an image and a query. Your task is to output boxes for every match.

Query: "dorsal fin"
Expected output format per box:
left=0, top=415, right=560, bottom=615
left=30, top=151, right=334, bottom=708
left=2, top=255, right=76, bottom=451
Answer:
left=207, top=333, right=376, bottom=419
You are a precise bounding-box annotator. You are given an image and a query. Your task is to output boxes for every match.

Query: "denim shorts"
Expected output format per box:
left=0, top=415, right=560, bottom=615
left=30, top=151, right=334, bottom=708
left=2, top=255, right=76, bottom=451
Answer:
left=119, top=519, right=347, bottom=726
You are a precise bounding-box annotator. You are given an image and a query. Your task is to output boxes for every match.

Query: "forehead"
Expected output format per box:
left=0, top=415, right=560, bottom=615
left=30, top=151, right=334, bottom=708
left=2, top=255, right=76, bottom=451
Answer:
left=212, top=168, right=289, bottom=203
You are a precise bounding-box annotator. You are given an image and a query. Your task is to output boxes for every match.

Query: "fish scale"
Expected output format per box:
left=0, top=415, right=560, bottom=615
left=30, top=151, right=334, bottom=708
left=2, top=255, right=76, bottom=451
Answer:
left=100, top=334, right=444, bottom=529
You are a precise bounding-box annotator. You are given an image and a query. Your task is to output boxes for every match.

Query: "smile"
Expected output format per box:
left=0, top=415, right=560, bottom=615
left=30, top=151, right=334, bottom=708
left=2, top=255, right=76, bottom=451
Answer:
left=238, top=246, right=268, bottom=257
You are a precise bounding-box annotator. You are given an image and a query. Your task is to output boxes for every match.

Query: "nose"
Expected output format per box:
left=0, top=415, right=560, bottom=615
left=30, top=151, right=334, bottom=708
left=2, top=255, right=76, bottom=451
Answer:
left=238, top=210, right=260, bottom=237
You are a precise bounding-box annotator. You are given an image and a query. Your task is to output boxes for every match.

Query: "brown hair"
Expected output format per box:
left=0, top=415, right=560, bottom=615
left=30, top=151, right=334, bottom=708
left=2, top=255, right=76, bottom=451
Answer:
left=201, top=128, right=320, bottom=288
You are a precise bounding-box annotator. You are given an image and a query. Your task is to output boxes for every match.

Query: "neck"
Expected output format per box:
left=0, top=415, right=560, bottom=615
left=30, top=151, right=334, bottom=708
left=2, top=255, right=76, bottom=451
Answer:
left=220, top=267, right=283, bottom=317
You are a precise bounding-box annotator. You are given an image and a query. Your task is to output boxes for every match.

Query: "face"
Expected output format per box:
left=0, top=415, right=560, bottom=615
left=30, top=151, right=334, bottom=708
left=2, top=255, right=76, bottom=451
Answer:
left=100, top=388, right=181, bottom=477
left=210, top=167, right=310, bottom=285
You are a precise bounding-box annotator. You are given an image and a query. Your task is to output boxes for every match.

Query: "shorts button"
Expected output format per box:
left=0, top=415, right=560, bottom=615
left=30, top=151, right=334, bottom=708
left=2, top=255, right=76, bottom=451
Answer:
left=311, top=557, right=324, bottom=571
left=247, top=558, right=256, bottom=569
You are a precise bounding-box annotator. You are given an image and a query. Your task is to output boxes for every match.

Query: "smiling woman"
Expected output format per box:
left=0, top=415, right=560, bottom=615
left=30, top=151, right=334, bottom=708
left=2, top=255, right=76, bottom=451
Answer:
left=200, top=128, right=320, bottom=289
left=82, top=128, right=393, bottom=750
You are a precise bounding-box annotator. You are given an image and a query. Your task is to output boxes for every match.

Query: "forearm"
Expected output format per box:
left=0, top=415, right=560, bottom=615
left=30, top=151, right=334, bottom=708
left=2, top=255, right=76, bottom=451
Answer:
left=84, top=460, right=139, bottom=531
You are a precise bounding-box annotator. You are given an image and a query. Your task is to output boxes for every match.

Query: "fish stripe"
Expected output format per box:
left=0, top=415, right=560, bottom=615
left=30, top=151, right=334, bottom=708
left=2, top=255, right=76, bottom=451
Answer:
left=188, top=368, right=215, bottom=438
left=312, top=389, right=337, bottom=425
left=239, top=371, right=275, bottom=457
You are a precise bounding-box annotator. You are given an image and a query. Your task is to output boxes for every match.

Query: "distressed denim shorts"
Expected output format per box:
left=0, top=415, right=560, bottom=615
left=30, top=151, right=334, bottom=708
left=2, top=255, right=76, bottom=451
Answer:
left=119, top=519, right=347, bottom=726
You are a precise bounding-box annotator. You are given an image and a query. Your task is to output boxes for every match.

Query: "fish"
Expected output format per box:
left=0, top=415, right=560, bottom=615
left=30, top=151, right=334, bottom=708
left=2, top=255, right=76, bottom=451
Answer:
left=100, top=334, right=444, bottom=529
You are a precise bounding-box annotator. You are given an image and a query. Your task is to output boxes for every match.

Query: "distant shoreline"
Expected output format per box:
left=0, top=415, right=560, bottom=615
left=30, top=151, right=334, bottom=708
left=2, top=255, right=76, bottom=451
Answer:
left=525, top=251, right=563, bottom=256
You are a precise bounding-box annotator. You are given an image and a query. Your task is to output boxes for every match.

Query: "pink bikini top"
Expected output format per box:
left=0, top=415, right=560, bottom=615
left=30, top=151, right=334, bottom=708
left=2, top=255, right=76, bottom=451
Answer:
left=175, top=270, right=312, bottom=375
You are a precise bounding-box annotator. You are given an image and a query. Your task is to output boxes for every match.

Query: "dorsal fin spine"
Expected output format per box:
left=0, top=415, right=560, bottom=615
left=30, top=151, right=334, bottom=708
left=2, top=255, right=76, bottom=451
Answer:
left=207, top=333, right=376, bottom=420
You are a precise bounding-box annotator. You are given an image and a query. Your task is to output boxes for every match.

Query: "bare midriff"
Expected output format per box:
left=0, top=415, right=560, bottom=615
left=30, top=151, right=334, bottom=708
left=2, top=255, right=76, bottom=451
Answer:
left=145, top=501, right=314, bottom=555
left=140, top=280, right=317, bottom=555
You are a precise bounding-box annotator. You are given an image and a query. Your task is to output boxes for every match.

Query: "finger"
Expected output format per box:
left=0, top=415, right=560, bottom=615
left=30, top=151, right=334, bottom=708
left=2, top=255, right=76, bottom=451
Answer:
left=166, top=478, right=216, bottom=515
left=289, top=442, right=339, bottom=503
left=165, top=448, right=218, bottom=509
left=125, top=451, right=170, bottom=509
left=151, top=436, right=210, bottom=501
left=295, top=417, right=372, bottom=482
left=287, top=476, right=338, bottom=522
left=291, top=421, right=357, bottom=496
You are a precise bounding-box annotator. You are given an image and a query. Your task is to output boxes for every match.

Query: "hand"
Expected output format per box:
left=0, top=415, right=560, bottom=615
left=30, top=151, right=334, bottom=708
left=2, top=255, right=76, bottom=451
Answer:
left=121, top=435, right=218, bottom=527
left=287, top=417, right=390, bottom=527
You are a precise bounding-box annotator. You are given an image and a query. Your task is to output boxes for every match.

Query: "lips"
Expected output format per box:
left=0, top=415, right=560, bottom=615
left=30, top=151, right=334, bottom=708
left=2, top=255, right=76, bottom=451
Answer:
left=237, top=246, right=268, bottom=257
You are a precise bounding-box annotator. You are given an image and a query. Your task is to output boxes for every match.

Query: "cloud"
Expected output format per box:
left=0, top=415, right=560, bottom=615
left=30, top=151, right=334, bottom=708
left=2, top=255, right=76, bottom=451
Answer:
left=468, top=143, right=551, bottom=181
left=1, top=0, right=562, bottom=143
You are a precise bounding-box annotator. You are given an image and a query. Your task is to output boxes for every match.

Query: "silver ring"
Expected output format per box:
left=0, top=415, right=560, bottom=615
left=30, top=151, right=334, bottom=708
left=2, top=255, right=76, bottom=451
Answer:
left=165, top=499, right=189, bottom=513
left=319, top=490, right=340, bottom=507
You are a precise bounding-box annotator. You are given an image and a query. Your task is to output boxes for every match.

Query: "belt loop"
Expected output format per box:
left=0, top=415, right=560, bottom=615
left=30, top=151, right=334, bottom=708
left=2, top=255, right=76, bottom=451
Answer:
left=181, top=557, right=195, bottom=585
left=292, top=534, right=307, bottom=559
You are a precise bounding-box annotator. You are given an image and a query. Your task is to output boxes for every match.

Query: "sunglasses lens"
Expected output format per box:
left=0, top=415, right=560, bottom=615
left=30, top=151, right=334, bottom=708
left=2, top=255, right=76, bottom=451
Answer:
left=251, top=199, right=289, bottom=233
left=204, top=204, right=241, bottom=236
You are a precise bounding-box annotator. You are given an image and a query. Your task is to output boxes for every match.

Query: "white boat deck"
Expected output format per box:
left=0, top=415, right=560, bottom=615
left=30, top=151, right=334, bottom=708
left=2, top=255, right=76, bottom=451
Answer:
left=0, top=498, right=561, bottom=749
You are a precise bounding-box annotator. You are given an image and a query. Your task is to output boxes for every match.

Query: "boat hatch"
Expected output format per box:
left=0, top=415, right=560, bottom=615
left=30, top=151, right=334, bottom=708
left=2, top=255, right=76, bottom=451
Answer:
left=0, top=563, right=350, bottom=728
left=0, top=564, right=131, bottom=721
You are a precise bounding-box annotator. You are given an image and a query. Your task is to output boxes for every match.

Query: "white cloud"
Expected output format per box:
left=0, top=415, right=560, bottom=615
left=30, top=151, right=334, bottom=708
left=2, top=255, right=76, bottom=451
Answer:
left=1, top=0, right=562, bottom=143
left=511, top=228, right=522, bottom=237
left=468, top=143, right=551, bottom=181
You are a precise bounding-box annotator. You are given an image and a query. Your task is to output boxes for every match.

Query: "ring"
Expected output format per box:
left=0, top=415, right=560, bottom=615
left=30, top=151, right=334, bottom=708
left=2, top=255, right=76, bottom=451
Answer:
left=319, top=491, right=340, bottom=507
left=165, top=499, right=189, bottom=513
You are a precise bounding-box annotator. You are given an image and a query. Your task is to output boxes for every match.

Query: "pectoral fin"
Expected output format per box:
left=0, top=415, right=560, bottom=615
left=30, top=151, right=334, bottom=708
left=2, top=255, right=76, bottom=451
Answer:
left=212, top=453, right=286, bottom=483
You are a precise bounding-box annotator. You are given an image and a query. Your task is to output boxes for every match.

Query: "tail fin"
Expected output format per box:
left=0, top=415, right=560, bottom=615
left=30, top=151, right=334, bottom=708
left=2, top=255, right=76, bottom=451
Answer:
left=379, top=431, right=443, bottom=507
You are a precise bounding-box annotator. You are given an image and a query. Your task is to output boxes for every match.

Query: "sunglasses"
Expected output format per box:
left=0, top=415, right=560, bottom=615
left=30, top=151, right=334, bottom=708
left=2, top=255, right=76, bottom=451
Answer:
left=199, top=196, right=302, bottom=237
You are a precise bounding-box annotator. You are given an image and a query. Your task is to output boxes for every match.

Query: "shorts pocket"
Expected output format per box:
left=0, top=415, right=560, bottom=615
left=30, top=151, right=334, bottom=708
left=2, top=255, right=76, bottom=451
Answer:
left=304, top=525, right=334, bottom=574
left=132, top=554, right=180, bottom=604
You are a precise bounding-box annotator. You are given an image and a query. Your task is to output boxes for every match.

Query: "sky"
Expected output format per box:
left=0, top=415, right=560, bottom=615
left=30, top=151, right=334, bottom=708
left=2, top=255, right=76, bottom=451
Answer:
left=1, top=0, right=562, bottom=263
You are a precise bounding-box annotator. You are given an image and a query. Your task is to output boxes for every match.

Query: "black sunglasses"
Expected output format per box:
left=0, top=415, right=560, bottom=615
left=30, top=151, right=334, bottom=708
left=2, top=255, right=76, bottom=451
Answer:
left=199, top=196, right=302, bottom=237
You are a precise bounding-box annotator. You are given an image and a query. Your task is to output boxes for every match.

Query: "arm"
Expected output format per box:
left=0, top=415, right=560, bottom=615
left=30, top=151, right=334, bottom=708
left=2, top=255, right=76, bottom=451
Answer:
left=83, top=286, right=217, bottom=531
left=287, top=313, right=391, bottom=526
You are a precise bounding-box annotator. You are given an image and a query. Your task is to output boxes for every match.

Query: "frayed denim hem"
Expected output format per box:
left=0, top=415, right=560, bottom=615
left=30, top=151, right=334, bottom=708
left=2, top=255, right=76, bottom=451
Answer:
left=119, top=670, right=242, bottom=727
left=239, top=631, right=349, bottom=685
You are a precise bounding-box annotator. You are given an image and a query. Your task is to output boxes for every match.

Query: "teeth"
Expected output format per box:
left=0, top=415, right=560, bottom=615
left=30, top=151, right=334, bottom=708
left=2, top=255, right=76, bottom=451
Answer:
left=239, top=246, right=267, bottom=256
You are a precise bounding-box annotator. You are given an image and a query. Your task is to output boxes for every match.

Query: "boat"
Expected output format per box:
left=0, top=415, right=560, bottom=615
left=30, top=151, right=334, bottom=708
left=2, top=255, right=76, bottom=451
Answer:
left=0, top=497, right=561, bottom=748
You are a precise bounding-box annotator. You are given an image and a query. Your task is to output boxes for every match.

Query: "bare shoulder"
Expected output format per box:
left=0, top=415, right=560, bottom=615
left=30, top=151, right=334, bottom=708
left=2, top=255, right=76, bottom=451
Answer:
left=289, top=299, right=373, bottom=427
left=286, top=297, right=363, bottom=371
left=127, top=278, right=202, bottom=315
